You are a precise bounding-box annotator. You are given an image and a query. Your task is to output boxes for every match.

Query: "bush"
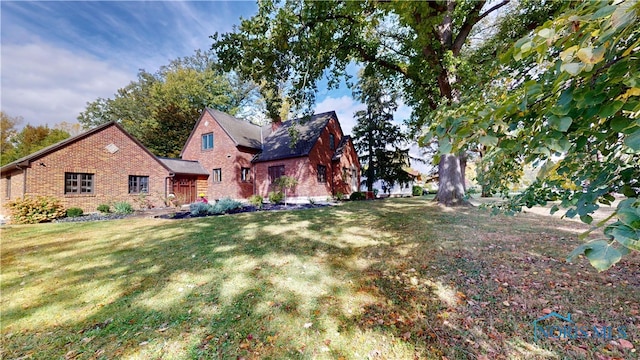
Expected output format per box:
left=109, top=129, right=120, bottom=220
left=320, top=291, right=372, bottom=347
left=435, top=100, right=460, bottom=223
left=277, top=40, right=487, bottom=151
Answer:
left=6, top=196, right=66, bottom=224
left=97, top=204, right=111, bottom=213
left=412, top=185, right=424, bottom=197
left=190, top=202, right=212, bottom=216
left=248, top=194, right=263, bottom=208
left=212, top=198, right=243, bottom=214
left=113, top=201, right=134, bottom=214
left=268, top=191, right=284, bottom=204
left=66, top=207, right=84, bottom=218
left=349, top=192, right=366, bottom=201
left=335, top=192, right=344, bottom=201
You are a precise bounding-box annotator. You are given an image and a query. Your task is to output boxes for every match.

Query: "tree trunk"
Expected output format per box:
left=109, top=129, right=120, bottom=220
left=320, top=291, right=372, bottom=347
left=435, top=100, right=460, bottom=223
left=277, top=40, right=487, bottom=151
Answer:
left=435, top=154, right=470, bottom=206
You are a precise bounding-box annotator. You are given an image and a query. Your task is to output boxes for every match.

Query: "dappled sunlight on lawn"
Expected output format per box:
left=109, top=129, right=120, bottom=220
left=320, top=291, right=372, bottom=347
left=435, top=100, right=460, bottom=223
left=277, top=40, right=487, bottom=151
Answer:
left=1, top=198, right=637, bottom=359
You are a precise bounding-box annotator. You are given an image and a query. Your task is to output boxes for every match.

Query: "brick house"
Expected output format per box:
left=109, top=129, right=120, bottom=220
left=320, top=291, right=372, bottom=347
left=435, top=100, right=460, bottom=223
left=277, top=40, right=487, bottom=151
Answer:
left=0, top=122, right=207, bottom=215
left=182, top=108, right=360, bottom=202
left=0, top=108, right=360, bottom=216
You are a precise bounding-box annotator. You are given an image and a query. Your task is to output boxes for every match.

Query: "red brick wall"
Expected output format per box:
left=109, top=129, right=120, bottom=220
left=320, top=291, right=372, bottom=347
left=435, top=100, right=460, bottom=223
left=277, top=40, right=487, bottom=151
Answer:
left=253, top=117, right=361, bottom=199
left=1, top=124, right=171, bottom=216
left=181, top=111, right=258, bottom=200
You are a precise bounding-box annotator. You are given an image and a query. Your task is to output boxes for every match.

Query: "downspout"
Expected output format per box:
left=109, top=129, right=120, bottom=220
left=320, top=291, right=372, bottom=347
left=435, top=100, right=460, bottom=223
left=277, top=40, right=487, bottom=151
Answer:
left=165, top=173, right=175, bottom=205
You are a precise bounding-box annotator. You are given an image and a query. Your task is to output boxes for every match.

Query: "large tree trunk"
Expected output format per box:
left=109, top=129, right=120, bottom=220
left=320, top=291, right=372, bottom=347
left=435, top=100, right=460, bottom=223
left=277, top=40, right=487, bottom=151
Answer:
left=435, top=154, right=470, bottom=206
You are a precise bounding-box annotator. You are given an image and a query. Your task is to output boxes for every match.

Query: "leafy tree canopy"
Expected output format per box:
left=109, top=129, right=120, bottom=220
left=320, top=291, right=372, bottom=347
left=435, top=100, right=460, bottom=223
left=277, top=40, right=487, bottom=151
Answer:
left=426, top=0, right=639, bottom=270
left=78, top=49, right=260, bottom=157
left=1, top=117, right=70, bottom=166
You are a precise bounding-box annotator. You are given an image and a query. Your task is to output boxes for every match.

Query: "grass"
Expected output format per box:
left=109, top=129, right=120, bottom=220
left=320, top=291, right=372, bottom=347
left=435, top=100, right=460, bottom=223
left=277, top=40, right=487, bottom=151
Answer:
left=1, top=197, right=638, bottom=359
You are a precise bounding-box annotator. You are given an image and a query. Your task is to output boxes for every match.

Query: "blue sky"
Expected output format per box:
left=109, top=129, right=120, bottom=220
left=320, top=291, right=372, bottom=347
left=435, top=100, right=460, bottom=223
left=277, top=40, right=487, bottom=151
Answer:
left=1, top=0, right=390, bottom=136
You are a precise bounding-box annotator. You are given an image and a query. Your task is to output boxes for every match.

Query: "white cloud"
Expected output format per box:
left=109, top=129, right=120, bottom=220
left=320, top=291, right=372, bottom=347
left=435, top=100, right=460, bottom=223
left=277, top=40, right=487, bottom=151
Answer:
left=1, top=41, right=132, bottom=126
left=314, top=95, right=365, bottom=136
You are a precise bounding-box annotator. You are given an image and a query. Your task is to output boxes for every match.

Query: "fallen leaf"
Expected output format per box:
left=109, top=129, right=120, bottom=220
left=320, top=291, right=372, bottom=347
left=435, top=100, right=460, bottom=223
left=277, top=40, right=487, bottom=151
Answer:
left=503, top=301, right=510, bottom=307
left=542, top=308, right=552, bottom=314
left=303, top=322, right=313, bottom=329
left=618, top=339, right=633, bottom=349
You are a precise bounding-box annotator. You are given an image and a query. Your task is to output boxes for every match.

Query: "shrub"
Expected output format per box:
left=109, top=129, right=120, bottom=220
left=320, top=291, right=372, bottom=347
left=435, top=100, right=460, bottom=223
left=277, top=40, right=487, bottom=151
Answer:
left=349, top=192, right=366, bottom=201
left=335, top=192, right=344, bottom=201
left=212, top=198, right=242, bottom=214
left=6, top=196, right=66, bottom=224
left=412, top=185, right=424, bottom=197
left=268, top=191, right=284, bottom=204
left=113, top=201, right=134, bottom=214
left=190, top=202, right=212, bottom=216
left=66, top=207, right=84, bottom=218
left=97, top=204, right=111, bottom=213
left=248, top=194, right=264, bottom=208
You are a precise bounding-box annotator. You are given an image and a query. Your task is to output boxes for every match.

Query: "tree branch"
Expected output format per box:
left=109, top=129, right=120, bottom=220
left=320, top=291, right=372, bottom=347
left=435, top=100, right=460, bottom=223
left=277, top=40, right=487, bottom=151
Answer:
left=452, top=0, right=510, bottom=55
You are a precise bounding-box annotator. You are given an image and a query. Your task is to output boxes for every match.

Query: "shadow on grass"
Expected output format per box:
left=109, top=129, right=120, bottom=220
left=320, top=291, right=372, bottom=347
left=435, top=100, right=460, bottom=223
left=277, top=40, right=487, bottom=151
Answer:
left=1, top=198, right=638, bottom=359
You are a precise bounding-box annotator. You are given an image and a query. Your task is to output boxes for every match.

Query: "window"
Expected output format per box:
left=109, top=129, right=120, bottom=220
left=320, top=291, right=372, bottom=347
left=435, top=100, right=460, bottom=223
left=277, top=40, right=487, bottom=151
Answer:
left=342, top=167, right=349, bottom=181
left=6, top=176, right=10, bottom=198
left=329, top=134, right=335, bottom=150
left=268, top=165, right=285, bottom=182
left=317, top=165, right=327, bottom=183
left=128, top=175, right=149, bottom=194
left=241, top=167, right=251, bottom=182
left=65, top=173, right=94, bottom=194
left=212, top=168, right=222, bottom=183
left=202, top=133, right=214, bottom=150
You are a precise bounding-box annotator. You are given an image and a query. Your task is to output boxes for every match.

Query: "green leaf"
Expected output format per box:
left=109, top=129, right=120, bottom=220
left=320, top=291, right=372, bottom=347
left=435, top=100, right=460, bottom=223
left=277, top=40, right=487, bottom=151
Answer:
left=479, top=135, right=498, bottom=147
left=549, top=116, right=573, bottom=132
left=617, top=209, right=640, bottom=228
left=567, top=240, right=622, bottom=271
left=591, top=4, right=616, bottom=19
left=624, top=129, right=640, bottom=150
left=438, top=138, right=452, bottom=154
left=606, top=224, right=640, bottom=251
left=599, top=101, right=624, bottom=118
left=610, top=117, right=632, bottom=132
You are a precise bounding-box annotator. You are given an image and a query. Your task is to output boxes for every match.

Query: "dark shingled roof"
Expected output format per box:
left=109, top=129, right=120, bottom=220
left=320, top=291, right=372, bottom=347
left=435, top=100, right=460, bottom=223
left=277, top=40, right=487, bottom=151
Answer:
left=253, top=111, right=336, bottom=163
left=206, top=108, right=266, bottom=149
left=331, top=135, right=352, bottom=161
left=158, top=158, right=208, bottom=175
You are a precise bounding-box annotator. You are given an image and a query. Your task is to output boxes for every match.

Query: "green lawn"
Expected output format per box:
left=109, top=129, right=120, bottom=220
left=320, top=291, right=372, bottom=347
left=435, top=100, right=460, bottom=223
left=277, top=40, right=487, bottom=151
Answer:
left=1, top=198, right=638, bottom=359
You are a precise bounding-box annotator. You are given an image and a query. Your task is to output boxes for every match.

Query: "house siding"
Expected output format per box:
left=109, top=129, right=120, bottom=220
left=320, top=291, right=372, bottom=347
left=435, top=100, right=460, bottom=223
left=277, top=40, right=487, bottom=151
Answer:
left=1, top=124, right=171, bottom=216
left=181, top=111, right=258, bottom=200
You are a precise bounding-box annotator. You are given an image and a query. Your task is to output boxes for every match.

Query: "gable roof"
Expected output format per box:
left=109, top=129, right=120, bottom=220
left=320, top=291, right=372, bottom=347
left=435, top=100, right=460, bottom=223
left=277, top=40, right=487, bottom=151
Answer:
left=253, top=111, right=337, bottom=163
left=1, top=122, right=172, bottom=176
left=180, top=108, right=266, bottom=157
left=158, top=157, right=209, bottom=176
left=332, top=135, right=353, bottom=161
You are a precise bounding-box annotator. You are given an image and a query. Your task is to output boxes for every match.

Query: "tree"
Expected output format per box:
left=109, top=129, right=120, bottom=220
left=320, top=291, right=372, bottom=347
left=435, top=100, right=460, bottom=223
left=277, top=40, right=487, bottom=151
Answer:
left=442, top=0, right=639, bottom=270
left=1, top=124, right=70, bottom=165
left=78, top=50, right=260, bottom=157
left=211, top=0, right=560, bottom=206
left=1, top=112, right=22, bottom=164
left=352, top=67, right=411, bottom=193
left=273, top=175, right=298, bottom=206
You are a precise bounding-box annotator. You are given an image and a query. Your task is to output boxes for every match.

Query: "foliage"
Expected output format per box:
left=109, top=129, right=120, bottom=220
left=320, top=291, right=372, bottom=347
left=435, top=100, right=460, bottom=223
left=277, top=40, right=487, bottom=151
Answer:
left=248, top=194, right=264, bottom=209
left=211, top=0, right=525, bottom=206
left=412, top=186, right=423, bottom=197
left=334, top=192, right=344, bottom=201
left=1, top=122, right=70, bottom=166
left=352, top=67, right=412, bottom=193
left=65, top=207, right=84, bottom=218
left=97, top=204, right=111, bottom=213
left=189, top=202, right=211, bottom=216
left=212, top=197, right=243, bottom=214
left=6, top=196, right=66, bottom=224
left=435, top=0, right=639, bottom=269
left=349, top=192, right=366, bottom=201
left=132, top=193, right=153, bottom=210
left=1, top=112, right=21, bottom=162
left=273, top=175, right=298, bottom=205
left=113, top=201, right=134, bottom=215
left=268, top=191, right=284, bottom=205
left=77, top=50, right=260, bottom=157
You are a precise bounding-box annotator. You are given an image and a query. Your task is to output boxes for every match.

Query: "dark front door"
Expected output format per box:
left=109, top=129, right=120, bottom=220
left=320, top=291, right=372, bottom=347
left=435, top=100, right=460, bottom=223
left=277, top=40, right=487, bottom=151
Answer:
left=172, top=177, right=197, bottom=204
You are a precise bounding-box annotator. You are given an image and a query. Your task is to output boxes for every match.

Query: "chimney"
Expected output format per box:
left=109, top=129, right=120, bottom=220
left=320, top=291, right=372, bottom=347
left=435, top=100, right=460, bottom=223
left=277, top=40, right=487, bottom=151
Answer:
left=271, top=117, right=283, bottom=132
